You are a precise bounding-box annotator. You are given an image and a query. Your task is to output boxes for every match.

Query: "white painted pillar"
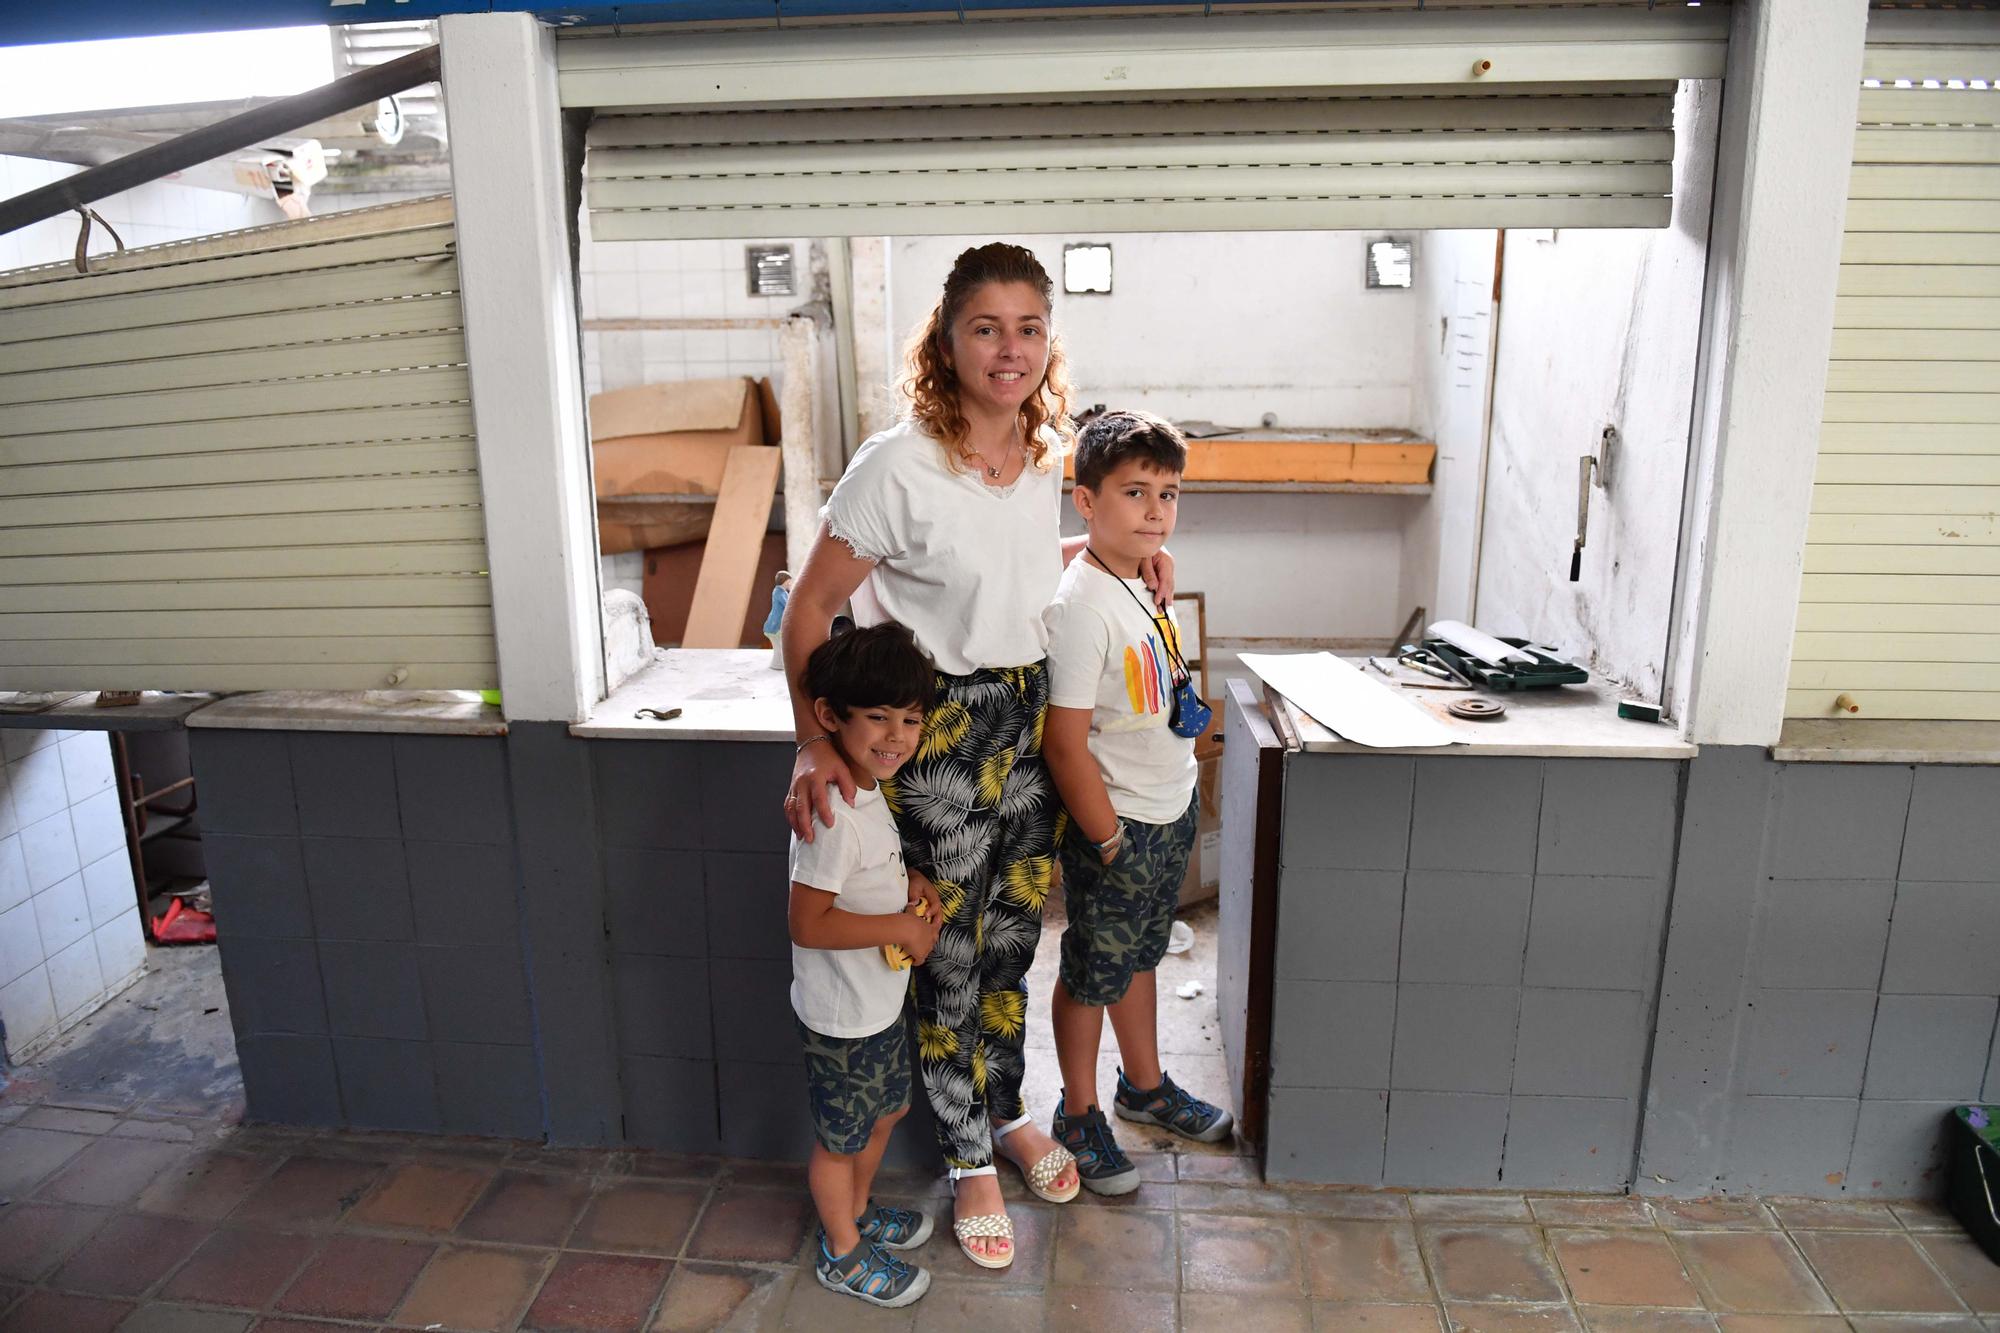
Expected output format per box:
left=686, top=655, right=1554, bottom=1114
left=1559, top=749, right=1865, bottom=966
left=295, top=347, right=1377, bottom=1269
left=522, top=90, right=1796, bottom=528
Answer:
left=441, top=12, right=604, bottom=723
left=1671, top=0, right=1869, bottom=746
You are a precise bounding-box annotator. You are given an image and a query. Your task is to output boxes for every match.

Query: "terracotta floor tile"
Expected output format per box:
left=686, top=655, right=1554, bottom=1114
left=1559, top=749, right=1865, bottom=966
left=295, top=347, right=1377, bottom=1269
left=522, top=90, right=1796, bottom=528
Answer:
left=1128, top=1152, right=1180, bottom=1185
left=921, top=1199, right=1056, bottom=1289
left=230, top=1157, right=382, bottom=1229
left=1577, top=1307, right=1717, bottom=1331
left=1443, top=1302, right=1585, bottom=1332
left=136, top=1153, right=276, bottom=1221
left=1531, top=1198, right=1659, bottom=1229
left=1771, top=1200, right=1903, bottom=1231
left=344, top=1162, right=493, bottom=1234
left=1659, top=1199, right=1779, bottom=1231
left=1309, top=1303, right=1446, bottom=1331
left=570, top=1180, right=707, bottom=1256
left=111, top=1120, right=199, bottom=1144
left=1177, top=1154, right=1263, bottom=1183
left=1050, top=1205, right=1179, bottom=1291
left=1043, top=1284, right=1178, bottom=1332
left=0, top=1201, right=105, bottom=1282
left=1293, top=1191, right=1413, bottom=1222
left=774, top=1271, right=919, bottom=1331
left=1180, top=1212, right=1304, bottom=1295
left=1413, top=1195, right=1534, bottom=1224
left=1712, top=1316, right=1848, bottom=1332
left=394, top=1244, right=552, bottom=1331
left=1300, top=1219, right=1432, bottom=1303
left=911, top=1282, right=1044, bottom=1333
left=272, top=1234, right=435, bottom=1319
left=0, top=1290, right=134, bottom=1333
left=1792, top=1231, right=1967, bottom=1315
left=52, top=1213, right=211, bottom=1297
left=685, top=1188, right=812, bottom=1263
left=458, top=1169, right=595, bottom=1247
left=1550, top=1229, right=1703, bottom=1308
left=253, top=1321, right=366, bottom=1333
left=17, top=1106, right=118, bottom=1135
left=114, top=1307, right=252, bottom=1333
left=1423, top=1227, right=1567, bottom=1305
left=1182, top=1291, right=1313, bottom=1331
left=1890, top=1201, right=1961, bottom=1232
left=649, top=1261, right=796, bottom=1331
left=1672, top=1232, right=1837, bottom=1315
left=31, top=1138, right=183, bottom=1208
left=1918, top=1234, right=2000, bottom=1314
left=159, top=1228, right=317, bottom=1308
left=1846, top=1317, right=1987, bottom=1332
left=716, top=1159, right=805, bottom=1191
left=1178, top=1182, right=1296, bottom=1215
left=521, top=1252, right=669, bottom=1331
left=626, top=1152, right=718, bottom=1183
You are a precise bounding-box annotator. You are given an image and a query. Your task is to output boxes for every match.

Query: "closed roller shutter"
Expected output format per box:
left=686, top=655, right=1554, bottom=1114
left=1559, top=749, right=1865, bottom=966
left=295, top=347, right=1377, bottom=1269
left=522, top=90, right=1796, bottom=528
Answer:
left=1791, top=14, right=2000, bottom=721
left=0, top=196, right=497, bottom=693
left=559, top=4, right=1728, bottom=239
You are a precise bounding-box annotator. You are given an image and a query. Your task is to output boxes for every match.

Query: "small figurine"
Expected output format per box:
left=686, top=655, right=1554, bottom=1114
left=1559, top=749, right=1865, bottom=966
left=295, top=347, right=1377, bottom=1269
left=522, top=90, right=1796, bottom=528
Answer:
left=764, top=570, right=793, bottom=671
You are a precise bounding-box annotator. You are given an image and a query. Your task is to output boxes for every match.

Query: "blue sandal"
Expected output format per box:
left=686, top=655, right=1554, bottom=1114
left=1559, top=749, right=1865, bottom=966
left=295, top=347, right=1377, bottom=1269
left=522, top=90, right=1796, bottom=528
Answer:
left=858, top=1199, right=934, bottom=1250
left=1113, top=1068, right=1235, bottom=1143
left=815, top=1231, right=932, bottom=1308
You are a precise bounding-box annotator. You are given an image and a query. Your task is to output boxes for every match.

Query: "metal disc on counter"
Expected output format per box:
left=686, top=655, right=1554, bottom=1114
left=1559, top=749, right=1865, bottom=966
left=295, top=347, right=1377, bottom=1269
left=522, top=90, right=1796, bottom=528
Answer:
left=1448, top=697, right=1507, bottom=721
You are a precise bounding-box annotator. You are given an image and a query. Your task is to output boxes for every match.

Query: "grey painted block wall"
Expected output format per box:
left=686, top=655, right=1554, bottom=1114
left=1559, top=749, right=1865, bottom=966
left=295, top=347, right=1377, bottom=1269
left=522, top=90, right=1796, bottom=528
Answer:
left=194, top=728, right=542, bottom=1140
left=1266, top=753, right=1679, bottom=1190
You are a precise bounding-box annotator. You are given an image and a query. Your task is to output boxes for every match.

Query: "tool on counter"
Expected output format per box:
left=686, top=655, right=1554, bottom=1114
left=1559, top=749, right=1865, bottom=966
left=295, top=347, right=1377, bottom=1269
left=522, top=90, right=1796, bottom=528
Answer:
left=1418, top=630, right=1588, bottom=690
left=1368, top=656, right=1394, bottom=676
left=1448, top=697, right=1508, bottom=721
left=634, top=707, right=683, bottom=722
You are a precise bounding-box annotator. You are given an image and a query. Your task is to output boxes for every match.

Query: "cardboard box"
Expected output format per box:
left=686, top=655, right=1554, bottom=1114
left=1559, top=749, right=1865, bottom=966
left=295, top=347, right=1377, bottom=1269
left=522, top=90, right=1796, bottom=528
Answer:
left=641, top=531, right=787, bottom=648
left=590, top=377, right=771, bottom=555
left=1178, top=703, right=1226, bottom=910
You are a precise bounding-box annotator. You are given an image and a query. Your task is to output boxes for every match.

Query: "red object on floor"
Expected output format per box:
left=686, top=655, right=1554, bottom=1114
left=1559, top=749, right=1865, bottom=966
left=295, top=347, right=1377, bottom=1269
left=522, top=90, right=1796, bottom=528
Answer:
left=151, top=897, right=216, bottom=944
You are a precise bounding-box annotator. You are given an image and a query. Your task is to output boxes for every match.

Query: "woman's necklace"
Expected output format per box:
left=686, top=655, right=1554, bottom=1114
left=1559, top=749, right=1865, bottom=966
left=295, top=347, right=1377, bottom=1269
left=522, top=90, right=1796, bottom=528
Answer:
left=976, top=435, right=1021, bottom=481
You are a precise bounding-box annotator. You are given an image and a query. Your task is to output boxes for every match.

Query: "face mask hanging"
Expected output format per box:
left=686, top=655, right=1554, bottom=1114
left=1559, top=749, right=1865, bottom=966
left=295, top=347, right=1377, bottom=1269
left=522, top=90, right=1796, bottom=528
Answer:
left=1089, top=550, right=1212, bottom=739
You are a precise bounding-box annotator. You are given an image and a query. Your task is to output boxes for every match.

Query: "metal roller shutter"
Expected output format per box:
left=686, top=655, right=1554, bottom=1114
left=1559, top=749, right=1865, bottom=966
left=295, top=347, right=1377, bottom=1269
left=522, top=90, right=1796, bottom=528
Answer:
left=558, top=5, right=1729, bottom=239
left=1791, top=13, right=2000, bottom=721
left=0, top=196, right=498, bottom=693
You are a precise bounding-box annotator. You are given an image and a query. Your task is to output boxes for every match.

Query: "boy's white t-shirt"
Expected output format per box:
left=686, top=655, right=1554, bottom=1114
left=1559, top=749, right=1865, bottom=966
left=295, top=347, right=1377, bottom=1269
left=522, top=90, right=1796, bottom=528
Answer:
left=789, top=784, right=911, bottom=1039
left=1043, top=557, right=1199, bottom=826
left=821, top=420, right=1063, bottom=677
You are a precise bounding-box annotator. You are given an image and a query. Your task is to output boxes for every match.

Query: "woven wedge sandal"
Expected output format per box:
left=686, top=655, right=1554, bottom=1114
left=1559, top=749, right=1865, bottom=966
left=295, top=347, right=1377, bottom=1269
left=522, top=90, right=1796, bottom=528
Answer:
left=994, top=1111, right=1081, bottom=1203
left=948, top=1165, right=1015, bottom=1270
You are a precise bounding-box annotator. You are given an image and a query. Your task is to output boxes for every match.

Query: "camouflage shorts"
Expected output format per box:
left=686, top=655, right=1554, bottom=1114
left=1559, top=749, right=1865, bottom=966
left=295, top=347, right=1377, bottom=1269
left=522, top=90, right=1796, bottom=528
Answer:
left=796, top=1013, right=912, bottom=1155
left=1056, top=797, right=1199, bottom=1006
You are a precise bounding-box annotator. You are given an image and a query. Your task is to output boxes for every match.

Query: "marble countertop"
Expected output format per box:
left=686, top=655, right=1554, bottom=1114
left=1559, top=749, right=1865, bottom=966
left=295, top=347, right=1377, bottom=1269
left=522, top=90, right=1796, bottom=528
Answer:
left=0, top=692, right=221, bottom=732
left=1773, top=718, right=2000, bottom=765
left=185, top=690, right=505, bottom=736
left=572, top=648, right=794, bottom=742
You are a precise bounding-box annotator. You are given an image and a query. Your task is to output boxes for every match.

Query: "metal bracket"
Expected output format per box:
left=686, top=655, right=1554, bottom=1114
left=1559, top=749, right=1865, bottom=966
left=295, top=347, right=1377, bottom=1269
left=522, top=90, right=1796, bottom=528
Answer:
left=1597, top=424, right=1619, bottom=491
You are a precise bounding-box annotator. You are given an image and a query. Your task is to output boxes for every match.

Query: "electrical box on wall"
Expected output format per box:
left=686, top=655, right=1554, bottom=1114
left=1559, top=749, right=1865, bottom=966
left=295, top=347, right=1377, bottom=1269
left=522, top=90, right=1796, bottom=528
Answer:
left=746, top=245, right=796, bottom=296
left=1366, top=238, right=1413, bottom=289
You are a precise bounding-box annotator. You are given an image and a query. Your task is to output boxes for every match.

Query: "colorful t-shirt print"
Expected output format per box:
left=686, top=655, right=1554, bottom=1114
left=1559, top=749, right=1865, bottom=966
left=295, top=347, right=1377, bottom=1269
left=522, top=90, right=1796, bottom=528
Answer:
left=1122, top=614, right=1182, bottom=717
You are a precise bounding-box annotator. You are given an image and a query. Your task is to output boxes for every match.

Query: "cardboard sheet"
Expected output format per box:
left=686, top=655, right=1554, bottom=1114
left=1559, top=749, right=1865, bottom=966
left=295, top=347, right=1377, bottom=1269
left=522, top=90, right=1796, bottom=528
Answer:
left=1238, top=651, right=1459, bottom=749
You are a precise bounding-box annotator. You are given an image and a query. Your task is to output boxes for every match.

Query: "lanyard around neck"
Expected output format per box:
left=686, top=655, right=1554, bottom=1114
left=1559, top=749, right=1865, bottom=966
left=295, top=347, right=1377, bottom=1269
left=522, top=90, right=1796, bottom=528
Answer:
left=1084, top=548, right=1188, bottom=676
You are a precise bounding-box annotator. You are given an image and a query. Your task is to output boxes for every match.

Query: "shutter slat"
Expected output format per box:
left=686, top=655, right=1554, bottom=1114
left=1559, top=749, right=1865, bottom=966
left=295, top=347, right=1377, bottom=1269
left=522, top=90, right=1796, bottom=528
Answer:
left=1819, top=422, right=2000, bottom=453
left=1842, top=200, right=2000, bottom=232
left=1801, top=572, right=2000, bottom=603
left=0, top=663, right=495, bottom=691
left=0, top=607, right=495, bottom=641
left=1805, top=543, right=2000, bottom=575
left=1829, top=330, right=2000, bottom=360
left=0, top=367, right=470, bottom=437
left=0, top=636, right=496, bottom=667
left=1792, top=630, right=2000, bottom=663
left=3, top=439, right=479, bottom=498
left=0, top=331, right=469, bottom=408
left=1859, top=89, right=2000, bottom=128
left=0, top=542, right=490, bottom=587
left=1791, top=662, right=2000, bottom=691
left=0, top=474, right=483, bottom=530
left=1816, top=453, right=2000, bottom=484
left=1837, top=264, right=2000, bottom=297
left=1842, top=233, right=2000, bottom=264
left=1848, top=163, right=2000, bottom=200
left=1822, top=391, right=2000, bottom=424
left=1794, top=603, right=2000, bottom=634
left=1853, top=128, right=2000, bottom=165
left=0, top=576, right=492, bottom=615
left=0, top=404, right=476, bottom=468
left=0, top=507, right=490, bottom=559
left=1786, top=689, right=2000, bottom=719
left=1833, top=296, right=2000, bottom=329
left=1805, top=512, right=2000, bottom=545
left=1825, top=362, right=2000, bottom=393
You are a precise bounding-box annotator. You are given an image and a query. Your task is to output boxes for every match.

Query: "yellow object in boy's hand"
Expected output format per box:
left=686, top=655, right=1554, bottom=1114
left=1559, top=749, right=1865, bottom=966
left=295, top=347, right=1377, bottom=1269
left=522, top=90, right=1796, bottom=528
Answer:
left=882, top=898, right=929, bottom=971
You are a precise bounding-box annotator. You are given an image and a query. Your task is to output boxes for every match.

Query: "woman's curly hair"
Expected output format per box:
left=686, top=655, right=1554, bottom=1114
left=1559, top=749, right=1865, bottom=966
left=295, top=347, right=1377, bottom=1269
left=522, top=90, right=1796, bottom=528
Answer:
left=901, top=242, right=1073, bottom=473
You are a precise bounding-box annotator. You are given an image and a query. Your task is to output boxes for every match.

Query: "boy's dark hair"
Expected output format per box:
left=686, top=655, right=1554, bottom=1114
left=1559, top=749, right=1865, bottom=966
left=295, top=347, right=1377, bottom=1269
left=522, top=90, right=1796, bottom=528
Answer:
left=1073, top=409, right=1188, bottom=490
left=803, top=622, right=936, bottom=719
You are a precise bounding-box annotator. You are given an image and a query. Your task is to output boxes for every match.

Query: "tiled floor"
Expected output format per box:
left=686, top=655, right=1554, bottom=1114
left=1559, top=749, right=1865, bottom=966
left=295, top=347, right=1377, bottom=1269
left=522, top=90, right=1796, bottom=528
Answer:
left=1, top=1094, right=1998, bottom=1332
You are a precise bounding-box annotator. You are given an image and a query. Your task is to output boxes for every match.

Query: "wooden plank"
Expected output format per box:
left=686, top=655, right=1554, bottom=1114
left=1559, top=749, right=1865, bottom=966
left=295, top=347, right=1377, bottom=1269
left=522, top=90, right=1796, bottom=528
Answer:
left=1805, top=512, right=2000, bottom=545
left=0, top=541, right=491, bottom=587
left=0, top=367, right=470, bottom=437
left=0, top=404, right=475, bottom=468
left=1842, top=232, right=2000, bottom=264
left=1825, top=362, right=2000, bottom=393
left=1834, top=296, right=2000, bottom=328
left=1804, top=542, right=2000, bottom=574
left=1790, top=660, right=2000, bottom=691
left=1815, top=453, right=2000, bottom=485
left=0, top=636, right=497, bottom=667
left=1800, top=572, right=2000, bottom=603
left=1791, top=630, right=2000, bottom=663
left=0, top=606, right=495, bottom=642
left=682, top=444, right=782, bottom=648
left=1811, top=484, right=2000, bottom=515
left=1819, top=422, right=2000, bottom=453
left=0, top=575, right=492, bottom=615
left=1853, top=128, right=2000, bottom=165
left=1828, top=330, right=2000, bottom=361
left=0, top=474, right=483, bottom=529
left=3, top=439, right=479, bottom=498
left=0, top=256, right=461, bottom=347
left=0, top=662, right=498, bottom=692
left=1821, top=392, right=2000, bottom=424
left=1793, top=603, right=2000, bottom=635
left=0, top=331, right=468, bottom=407
left=0, top=507, right=489, bottom=559
left=1786, top=688, right=2000, bottom=721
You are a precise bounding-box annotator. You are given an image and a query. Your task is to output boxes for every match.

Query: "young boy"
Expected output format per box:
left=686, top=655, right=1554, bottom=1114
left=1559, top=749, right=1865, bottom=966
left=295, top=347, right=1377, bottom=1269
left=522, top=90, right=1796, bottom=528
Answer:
left=1041, top=409, right=1234, bottom=1195
left=788, top=623, right=944, bottom=1306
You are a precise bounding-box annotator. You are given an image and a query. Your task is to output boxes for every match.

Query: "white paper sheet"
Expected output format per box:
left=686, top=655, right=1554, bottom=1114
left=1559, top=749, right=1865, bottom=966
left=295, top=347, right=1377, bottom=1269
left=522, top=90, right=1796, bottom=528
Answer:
left=1239, top=651, right=1459, bottom=749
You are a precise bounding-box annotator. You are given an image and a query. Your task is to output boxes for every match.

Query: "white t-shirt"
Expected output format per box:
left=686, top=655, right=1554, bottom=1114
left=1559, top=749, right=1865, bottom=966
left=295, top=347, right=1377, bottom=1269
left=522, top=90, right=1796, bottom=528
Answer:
left=1043, top=557, right=1199, bottom=825
left=789, top=784, right=911, bottom=1039
left=822, top=420, right=1063, bottom=677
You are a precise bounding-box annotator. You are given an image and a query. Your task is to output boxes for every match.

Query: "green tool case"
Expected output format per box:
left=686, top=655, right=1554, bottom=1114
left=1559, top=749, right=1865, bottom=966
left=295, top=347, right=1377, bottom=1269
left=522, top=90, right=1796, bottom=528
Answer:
left=1422, top=637, right=1589, bottom=690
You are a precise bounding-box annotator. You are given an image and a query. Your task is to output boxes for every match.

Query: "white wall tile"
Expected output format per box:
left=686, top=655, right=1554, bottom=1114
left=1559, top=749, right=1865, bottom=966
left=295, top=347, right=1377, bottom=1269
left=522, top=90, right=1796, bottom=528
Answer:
left=46, top=934, right=103, bottom=1020
left=81, top=850, right=135, bottom=931
left=71, top=788, right=126, bottom=867
left=7, top=747, right=68, bottom=830
left=0, top=834, right=28, bottom=915
left=680, top=267, right=726, bottom=313
left=33, top=871, right=90, bottom=958
left=19, top=811, right=79, bottom=894
left=93, top=910, right=146, bottom=990
left=596, top=275, right=638, bottom=320
left=637, top=271, right=682, bottom=318
left=0, top=899, right=43, bottom=988
left=58, top=733, right=116, bottom=807
left=0, top=966, right=56, bottom=1056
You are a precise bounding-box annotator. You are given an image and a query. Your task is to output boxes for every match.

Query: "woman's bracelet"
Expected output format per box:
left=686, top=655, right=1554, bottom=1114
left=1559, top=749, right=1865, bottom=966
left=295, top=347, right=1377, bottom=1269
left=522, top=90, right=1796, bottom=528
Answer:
left=1092, top=822, right=1124, bottom=853
left=796, top=733, right=830, bottom=754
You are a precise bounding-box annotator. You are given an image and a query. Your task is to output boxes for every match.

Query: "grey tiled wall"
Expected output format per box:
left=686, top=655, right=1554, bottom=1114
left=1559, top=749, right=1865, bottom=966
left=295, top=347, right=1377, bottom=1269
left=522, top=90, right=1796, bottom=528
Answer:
left=193, top=729, right=542, bottom=1139
left=1265, top=753, right=1680, bottom=1190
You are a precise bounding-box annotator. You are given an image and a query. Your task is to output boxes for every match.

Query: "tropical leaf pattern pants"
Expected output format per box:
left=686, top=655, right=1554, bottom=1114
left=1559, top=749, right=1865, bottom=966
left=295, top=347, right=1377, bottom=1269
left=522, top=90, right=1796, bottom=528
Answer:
left=883, top=661, right=1055, bottom=1169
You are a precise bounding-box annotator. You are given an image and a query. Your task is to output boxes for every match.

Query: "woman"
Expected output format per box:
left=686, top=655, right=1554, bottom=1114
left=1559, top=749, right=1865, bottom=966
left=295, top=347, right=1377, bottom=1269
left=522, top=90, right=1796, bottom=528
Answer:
left=781, top=243, right=1167, bottom=1268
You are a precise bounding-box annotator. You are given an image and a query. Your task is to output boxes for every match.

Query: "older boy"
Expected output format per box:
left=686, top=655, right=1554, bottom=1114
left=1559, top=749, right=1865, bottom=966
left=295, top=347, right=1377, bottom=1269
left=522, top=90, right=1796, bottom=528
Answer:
left=1041, top=410, right=1233, bottom=1196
